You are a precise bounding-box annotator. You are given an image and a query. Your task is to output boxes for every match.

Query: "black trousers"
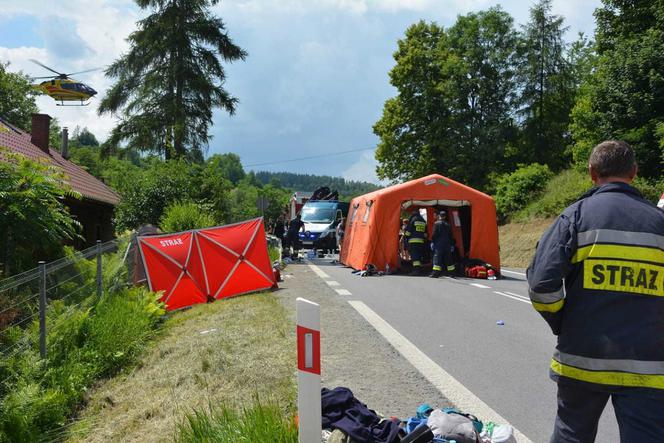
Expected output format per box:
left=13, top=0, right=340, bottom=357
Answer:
left=432, top=242, right=453, bottom=272
left=408, top=242, right=424, bottom=267
left=551, top=382, right=664, bottom=443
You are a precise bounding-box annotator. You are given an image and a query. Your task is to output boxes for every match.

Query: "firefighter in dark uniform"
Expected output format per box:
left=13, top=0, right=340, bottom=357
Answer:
left=286, top=214, right=305, bottom=257
left=527, top=140, right=664, bottom=442
left=404, top=211, right=428, bottom=275
left=429, top=211, right=456, bottom=278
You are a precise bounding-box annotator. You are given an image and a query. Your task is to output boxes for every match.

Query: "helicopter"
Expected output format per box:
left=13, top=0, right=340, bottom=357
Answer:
left=30, top=59, right=99, bottom=106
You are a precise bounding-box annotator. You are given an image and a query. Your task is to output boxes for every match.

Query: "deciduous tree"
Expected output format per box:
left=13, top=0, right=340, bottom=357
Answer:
left=0, top=63, right=38, bottom=131
left=570, top=0, right=664, bottom=179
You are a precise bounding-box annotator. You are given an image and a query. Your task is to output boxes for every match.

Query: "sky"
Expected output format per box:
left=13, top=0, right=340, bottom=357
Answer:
left=0, top=0, right=601, bottom=184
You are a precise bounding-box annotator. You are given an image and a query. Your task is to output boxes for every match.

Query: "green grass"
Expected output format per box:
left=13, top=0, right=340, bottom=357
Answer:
left=66, top=292, right=296, bottom=442
left=0, top=287, right=164, bottom=443
left=268, top=245, right=281, bottom=263
left=175, top=401, right=297, bottom=443
left=499, top=218, right=555, bottom=268
left=512, top=169, right=591, bottom=222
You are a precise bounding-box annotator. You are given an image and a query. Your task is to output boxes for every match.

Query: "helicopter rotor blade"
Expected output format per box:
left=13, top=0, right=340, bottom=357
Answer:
left=29, top=59, right=64, bottom=76
left=31, top=76, right=56, bottom=80
left=65, top=67, right=103, bottom=77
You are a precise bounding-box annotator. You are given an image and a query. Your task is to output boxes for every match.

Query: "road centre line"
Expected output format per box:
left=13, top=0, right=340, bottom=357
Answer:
left=470, top=283, right=491, bottom=289
left=307, top=262, right=330, bottom=279
left=493, top=291, right=530, bottom=305
left=502, top=269, right=527, bottom=277
left=504, top=291, right=529, bottom=300
left=335, top=289, right=352, bottom=296
left=348, top=300, right=532, bottom=443
left=326, top=280, right=340, bottom=286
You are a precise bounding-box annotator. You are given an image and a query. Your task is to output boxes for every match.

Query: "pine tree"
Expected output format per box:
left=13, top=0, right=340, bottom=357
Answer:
left=99, top=0, right=246, bottom=160
left=516, top=0, right=575, bottom=169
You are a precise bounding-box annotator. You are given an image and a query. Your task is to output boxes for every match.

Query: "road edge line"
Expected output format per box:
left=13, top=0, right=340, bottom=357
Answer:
left=347, top=300, right=532, bottom=443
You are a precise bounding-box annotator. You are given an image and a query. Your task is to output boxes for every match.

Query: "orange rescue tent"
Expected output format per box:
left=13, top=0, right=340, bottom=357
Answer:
left=340, top=174, right=500, bottom=272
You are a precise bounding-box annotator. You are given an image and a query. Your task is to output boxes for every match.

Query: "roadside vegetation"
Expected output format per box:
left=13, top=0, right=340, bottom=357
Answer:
left=176, top=402, right=298, bottom=443
left=373, top=0, right=664, bottom=266
left=2, top=0, right=664, bottom=437
left=66, top=292, right=295, bottom=442
left=0, top=244, right=165, bottom=442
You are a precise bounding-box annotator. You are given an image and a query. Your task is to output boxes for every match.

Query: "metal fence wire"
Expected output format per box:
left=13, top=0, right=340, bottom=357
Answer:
left=0, top=238, right=128, bottom=359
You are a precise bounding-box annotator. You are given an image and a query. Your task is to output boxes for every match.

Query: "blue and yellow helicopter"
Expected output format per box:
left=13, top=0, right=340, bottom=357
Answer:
left=30, top=59, right=99, bottom=106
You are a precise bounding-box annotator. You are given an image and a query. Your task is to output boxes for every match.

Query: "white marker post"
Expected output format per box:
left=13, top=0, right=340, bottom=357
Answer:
left=296, top=297, right=321, bottom=443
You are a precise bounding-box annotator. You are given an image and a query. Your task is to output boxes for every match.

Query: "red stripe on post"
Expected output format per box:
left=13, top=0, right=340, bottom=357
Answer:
left=297, top=325, right=321, bottom=375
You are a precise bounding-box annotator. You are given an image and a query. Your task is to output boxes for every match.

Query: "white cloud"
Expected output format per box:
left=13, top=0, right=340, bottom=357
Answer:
left=0, top=0, right=139, bottom=139
left=342, top=150, right=385, bottom=184
left=1, top=0, right=602, bottom=178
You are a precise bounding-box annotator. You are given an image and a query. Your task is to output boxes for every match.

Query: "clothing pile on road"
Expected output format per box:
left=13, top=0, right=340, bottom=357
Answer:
left=351, top=264, right=384, bottom=277
left=321, top=387, right=516, bottom=443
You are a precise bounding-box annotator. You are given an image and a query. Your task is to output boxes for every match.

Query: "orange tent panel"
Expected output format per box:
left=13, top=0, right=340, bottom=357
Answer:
left=340, top=174, right=500, bottom=272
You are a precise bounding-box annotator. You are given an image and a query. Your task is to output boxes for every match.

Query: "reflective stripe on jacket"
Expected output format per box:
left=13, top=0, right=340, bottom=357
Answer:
left=527, top=183, right=664, bottom=395
left=405, top=215, right=427, bottom=244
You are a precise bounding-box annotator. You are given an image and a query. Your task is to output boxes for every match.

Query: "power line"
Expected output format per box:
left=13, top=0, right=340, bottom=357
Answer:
left=243, top=147, right=376, bottom=168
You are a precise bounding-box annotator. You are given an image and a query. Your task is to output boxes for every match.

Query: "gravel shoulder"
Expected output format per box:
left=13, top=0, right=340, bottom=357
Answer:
left=275, top=261, right=451, bottom=418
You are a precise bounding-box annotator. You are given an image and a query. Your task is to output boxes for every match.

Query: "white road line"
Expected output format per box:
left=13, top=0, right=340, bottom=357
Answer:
left=505, top=291, right=529, bottom=300
left=335, top=289, right=352, bottom=296
left=502, top=269, right=527, bottom=277
left=470, top=283, right=491, bottom=289
left=494, top=291, right=530, bottom=305
left=307, top=262, right=330, bottom=279
left=326, top=280, right=340, bottom=287
left=348, top=300, right=532, bottom=443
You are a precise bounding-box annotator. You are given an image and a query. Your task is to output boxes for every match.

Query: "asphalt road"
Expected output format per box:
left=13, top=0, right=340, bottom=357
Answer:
left=310, top=258, right=620, bottom=443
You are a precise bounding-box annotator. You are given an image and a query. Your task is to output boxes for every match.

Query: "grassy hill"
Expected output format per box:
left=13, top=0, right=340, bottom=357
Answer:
left=497, top=168, right=662, bottom=268
left=66, top=293, right=295, bottom=442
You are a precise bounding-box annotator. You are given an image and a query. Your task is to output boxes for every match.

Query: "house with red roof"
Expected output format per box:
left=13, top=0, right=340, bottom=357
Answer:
left=0, top=113, right=120, bottom=248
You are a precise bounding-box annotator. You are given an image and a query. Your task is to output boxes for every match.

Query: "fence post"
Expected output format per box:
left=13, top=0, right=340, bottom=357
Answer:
left=296, top=297, right=321, bottom=443
left=96, top=240, right=102, bottom=298
left=39, top=261, right=46, bottom=359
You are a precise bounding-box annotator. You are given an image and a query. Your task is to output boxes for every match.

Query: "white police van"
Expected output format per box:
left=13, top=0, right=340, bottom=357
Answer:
left=298, top=200, right=349, bottom=252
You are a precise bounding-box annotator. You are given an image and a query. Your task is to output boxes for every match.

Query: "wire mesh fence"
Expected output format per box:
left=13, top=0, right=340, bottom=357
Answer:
left=0, top=237, right=130, bottom=359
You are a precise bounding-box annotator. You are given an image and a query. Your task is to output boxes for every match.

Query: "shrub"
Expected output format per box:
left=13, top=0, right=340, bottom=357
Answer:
left=633, top=176, right=663, bottom=205
left=82, top=288, right=164, bottom=376
left=268, top=246, right=281, bottom=263
left=495, top=163, right=554, bottom=220
left=175, top=401, right=297, bottom=443
left=0, top=151, right=81, bottom=276
left=514, top=169, right=591, bottom=221
left=160, top=201, right=216, bottom=233
left=0, top=287, right=164, bottom=440
left=0, top=384, right=68, bottom=442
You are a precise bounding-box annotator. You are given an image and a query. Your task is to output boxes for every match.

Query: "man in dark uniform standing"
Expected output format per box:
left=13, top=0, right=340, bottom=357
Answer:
left=527, top=140, right=664, bottom=442
left=273, top=214, right=286, bottom=243
left=286, top=213, right=305, bottom=258
left=429, top=211, right=456, bottom=278
left=404, top=211, right=427, bottom=275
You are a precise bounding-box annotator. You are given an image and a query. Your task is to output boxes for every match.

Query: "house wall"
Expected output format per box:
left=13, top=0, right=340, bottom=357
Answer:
left=65, top=197, right=116, bottom=248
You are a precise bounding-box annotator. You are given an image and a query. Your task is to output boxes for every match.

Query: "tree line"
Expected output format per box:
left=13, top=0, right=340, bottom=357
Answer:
left=374, top=0, right=664, bottom=192
left=253, top=171, right=379, bottom=197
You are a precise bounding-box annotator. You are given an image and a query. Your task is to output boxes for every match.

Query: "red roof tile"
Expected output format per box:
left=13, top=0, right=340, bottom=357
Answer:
left=0, top=118, right=120, bottom=206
